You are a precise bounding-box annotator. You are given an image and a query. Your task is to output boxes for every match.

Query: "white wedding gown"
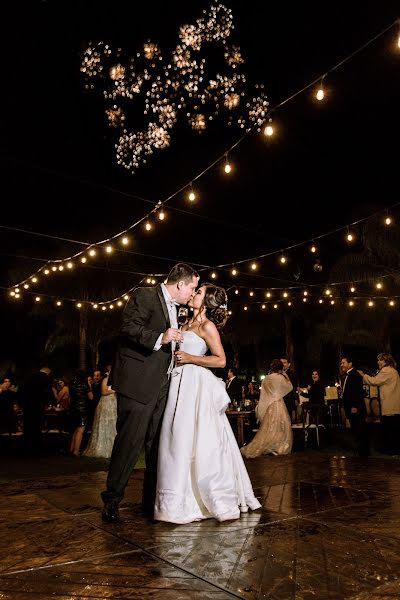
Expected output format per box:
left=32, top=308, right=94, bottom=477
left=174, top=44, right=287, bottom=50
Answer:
left=155, top=331, right=261, bottom=524
left=82, top=392, right=117, bottom=458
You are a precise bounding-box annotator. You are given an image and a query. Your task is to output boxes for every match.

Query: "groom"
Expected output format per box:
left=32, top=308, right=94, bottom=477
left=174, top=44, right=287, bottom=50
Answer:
left=101, top=263, right=199, bottom=522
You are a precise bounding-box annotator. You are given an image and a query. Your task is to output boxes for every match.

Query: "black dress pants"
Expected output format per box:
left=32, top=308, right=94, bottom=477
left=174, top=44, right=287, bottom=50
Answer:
left=349, top=412, right=370, bottom=456
left=101, top=377, right=170, bottom=507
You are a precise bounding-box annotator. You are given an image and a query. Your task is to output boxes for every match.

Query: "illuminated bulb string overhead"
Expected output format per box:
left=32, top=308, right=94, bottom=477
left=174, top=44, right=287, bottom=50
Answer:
left=4, top=19, right=399, bottom=293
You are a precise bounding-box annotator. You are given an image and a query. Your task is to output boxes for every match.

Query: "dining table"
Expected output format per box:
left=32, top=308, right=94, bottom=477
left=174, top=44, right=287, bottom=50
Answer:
left=226, top=409, right=253, bottom=447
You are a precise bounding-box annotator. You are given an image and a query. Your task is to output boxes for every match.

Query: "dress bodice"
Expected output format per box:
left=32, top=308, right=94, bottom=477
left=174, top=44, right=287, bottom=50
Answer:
left=181, top=331, right=208, bottom=357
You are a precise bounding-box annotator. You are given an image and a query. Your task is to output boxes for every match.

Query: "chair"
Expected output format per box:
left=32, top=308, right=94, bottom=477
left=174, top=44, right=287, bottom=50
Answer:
left=298, top=403, right=326, bottom=449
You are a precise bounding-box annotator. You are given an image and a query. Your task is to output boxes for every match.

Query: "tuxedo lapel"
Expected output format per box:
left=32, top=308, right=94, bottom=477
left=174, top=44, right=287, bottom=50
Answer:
left=156, top=285, right=170, bottom=326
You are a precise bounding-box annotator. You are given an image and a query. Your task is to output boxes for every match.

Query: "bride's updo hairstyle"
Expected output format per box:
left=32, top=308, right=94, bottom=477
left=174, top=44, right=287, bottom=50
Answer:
left=269, top=359, right=284, bottom=374
left=202, top=283, right=229, bottom=330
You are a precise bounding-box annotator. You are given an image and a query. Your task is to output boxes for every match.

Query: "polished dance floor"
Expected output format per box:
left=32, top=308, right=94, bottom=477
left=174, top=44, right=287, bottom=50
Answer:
left=0, top=451, right=399, bottom=599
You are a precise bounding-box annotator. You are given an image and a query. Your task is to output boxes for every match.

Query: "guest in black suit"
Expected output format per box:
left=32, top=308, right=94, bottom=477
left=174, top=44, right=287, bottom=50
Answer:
left=101, top=263, right=199, bottom=522
left=340, top=355, right=370, bottom=456
left=280, top=356, right=298, bottom=423
left=226, top=367, right=243, bottom=404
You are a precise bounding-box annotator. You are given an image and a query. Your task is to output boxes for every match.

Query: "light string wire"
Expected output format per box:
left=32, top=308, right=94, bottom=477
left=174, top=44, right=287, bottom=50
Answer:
left=3, top=19, right=399, bottom=292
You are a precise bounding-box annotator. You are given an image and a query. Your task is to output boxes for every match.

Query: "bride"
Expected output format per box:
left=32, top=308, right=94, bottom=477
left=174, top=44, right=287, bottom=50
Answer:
left=241, top=359, right=293, bottom=458
left=83, top=371, right=117, bottom=458
left=154, top=283, right=261, bottom=524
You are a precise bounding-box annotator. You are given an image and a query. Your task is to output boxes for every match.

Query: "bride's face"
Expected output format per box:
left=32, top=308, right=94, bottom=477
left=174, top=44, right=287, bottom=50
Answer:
left=189, top=286, right=206, bottom=310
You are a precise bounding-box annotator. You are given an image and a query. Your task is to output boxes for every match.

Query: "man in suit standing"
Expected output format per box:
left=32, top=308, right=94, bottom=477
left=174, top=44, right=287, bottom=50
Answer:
left=226, top=367, right=243, bottom=405
left=280, top=356, right=297, bottom=423
left=340, top=355, right=370, bottom=456
left=101, top=263, right=199, bottom=522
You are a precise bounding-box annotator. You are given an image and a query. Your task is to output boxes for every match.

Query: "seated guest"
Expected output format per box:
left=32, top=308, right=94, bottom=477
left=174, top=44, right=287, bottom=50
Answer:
left=0, top=377, right=19, bottom=434
left=299, top=369, right=326, bottom=425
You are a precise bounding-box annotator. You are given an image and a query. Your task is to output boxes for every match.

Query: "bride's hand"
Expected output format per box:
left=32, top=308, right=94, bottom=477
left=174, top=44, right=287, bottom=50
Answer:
left=175, top=350, right=191, bottom=365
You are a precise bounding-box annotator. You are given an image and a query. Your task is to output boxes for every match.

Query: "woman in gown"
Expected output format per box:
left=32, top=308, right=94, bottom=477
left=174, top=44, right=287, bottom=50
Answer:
left=83, top=371, right=117, bottom=458
left=155, top=283, right=261, bottom=524
left=241, top=359, right=293, bottom=458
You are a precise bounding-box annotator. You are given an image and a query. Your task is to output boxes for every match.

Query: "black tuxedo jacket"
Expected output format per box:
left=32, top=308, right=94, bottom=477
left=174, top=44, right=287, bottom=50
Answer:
left=110, top=285, right=173, bottom=404
left=341, top=368, right=366, bottom=418
left=226, top=377, right=243, bottom=403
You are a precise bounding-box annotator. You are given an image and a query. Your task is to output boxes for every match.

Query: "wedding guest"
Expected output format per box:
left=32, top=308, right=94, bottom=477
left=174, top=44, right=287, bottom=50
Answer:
left=83, top=370, right=117, bottom=458
left=280, top=356, right=297, bottom=423
left=226, top=367, right=243, bottom=405
left=359, top=353, right=400, bottom=455
left=241, top=359, right=293, bottom=457
left=19, top=367, right=55, bottom=453
left=69, top=369, right=92, bottom=457
left=340, top=356, right=370, bottom=457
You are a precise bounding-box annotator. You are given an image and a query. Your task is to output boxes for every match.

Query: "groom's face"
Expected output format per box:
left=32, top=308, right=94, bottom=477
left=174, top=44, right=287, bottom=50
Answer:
left=174, top=275, right=199, bottom=305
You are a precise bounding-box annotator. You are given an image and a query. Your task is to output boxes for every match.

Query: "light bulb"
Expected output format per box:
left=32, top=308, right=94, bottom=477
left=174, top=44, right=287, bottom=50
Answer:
left=316, top=88, right=324, bottom=101
left=264, top=124, right=274, bottom=137
left=224, top=162, right=232, bottom=174
left=145, top=221, right=152, bottom=231
left=188, top=191, right=196, bottom=202
left=121, top=237, right=129, bottom=245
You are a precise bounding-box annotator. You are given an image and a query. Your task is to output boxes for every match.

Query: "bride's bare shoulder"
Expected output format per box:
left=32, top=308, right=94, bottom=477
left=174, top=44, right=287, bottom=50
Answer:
left=200, top=318, right=218, bottom=336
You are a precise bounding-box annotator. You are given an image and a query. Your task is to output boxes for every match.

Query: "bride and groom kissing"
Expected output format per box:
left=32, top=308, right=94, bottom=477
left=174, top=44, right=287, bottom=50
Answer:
left=101, top=262, right=261, bottom=525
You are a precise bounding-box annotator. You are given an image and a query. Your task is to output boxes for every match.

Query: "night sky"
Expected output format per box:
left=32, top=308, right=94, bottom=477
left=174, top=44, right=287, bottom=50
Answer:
left=1, top=0, right=399, bottom=375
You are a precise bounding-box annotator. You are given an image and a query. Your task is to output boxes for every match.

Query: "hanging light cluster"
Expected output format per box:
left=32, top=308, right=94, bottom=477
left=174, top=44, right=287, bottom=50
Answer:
left=6, top=17, right=399, bottom=302
left=81, top=0, right=269, bottom=172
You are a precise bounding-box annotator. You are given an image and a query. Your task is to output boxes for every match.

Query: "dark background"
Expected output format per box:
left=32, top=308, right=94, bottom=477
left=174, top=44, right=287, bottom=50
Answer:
left=1, top=0, right=399, bottom=382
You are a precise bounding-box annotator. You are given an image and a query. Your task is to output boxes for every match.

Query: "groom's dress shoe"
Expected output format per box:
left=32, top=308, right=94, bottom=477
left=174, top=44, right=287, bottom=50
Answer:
left=102, top=501, right=120, bottom=523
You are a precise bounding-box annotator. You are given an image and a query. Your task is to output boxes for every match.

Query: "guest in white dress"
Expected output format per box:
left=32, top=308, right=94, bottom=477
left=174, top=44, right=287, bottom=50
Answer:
left=155, top=283, right=261, bottom=524
left=83, top=372, right=117, bottom=459
left=241, top=359, right=293, bottom=458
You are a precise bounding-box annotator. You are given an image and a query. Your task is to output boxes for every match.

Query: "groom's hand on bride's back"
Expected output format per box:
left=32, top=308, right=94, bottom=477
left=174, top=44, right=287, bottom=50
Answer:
left=162, top=328, right=184, bottom=345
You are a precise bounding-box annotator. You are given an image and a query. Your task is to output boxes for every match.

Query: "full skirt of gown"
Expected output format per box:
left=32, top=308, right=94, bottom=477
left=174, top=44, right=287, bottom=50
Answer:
left=83, top=393, right=117, bottom=458
left=241, top=399, right=292, bottom=458
left=155, top=336, right=261, bottom=524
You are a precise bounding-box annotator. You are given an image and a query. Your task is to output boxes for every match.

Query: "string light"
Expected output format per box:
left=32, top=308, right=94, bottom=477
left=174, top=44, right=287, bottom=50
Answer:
left=263, top=121, right=274, bottom=137
left=223, top=154, right=232, bottom=174
left=4, top=18, right=399, bottom=300
left=315, top=75, right=326, bottom=101
left=187, top=184, right=196, bottom=202
left=384, top=214, right=392, bottom=225
left=397, top=19, right=400, bottom=48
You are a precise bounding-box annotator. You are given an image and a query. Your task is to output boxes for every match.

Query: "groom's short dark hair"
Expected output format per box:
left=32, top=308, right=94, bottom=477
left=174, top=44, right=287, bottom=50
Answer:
left=166, top=263, right=199, bottom=284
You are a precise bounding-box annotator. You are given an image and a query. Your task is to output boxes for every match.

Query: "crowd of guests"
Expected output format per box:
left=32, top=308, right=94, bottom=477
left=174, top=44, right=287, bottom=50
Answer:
left=227, top=351, right=400, bottom=458
left=0, top=365, right=117, bottom=458
left=1, top=350, right=400, bottom=460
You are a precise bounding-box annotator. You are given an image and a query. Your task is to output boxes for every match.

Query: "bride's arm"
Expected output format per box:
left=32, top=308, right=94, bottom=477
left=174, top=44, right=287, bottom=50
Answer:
left=175, top=321, right=226, bottom=368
